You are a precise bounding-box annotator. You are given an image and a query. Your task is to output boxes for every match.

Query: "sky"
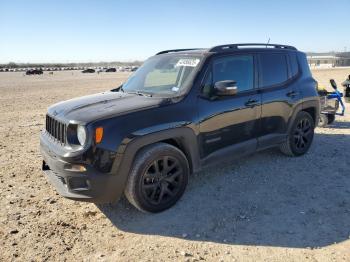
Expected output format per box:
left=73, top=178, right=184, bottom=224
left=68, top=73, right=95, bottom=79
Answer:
left=0, top=0, right=349, bottom=63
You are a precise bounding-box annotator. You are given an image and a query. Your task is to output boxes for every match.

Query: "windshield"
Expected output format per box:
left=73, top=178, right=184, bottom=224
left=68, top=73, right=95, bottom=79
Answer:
left=121, top=55, right=202, bottom=96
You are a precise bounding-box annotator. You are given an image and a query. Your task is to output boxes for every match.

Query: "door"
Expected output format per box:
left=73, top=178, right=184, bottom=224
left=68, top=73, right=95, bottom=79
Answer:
left=257, top=52, right=300, bottom=148
left=198, top=54, right=261, bottom=159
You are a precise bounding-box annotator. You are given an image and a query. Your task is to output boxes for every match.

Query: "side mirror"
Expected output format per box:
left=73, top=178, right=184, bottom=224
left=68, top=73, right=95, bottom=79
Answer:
left=330, top=79, right=337, bottom=90
left=214, top=80, right=238, bottom=96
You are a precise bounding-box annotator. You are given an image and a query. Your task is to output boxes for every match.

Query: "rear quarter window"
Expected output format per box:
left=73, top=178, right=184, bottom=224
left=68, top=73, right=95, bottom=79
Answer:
left=259, top=53, right=288, bottom=88
left=289, top=52, right=299, bottom=77
left=297, top=52, right=312, bottom=77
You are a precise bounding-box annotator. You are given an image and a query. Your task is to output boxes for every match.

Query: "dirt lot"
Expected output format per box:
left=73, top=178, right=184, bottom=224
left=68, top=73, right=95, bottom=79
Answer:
left=1, top=68, right=350, bottom=261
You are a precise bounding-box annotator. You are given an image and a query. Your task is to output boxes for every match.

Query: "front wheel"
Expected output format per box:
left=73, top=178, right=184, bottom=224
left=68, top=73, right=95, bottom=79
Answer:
left=124, top=143, right=189, bottom=213
left=280, top=111, right=315, bottom=156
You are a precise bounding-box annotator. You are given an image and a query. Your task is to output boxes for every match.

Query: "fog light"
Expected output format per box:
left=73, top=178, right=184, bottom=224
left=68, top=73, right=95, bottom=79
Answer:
left=68, top=177, right=90, bottom=191
left=64, top=164, right=87, bottom=172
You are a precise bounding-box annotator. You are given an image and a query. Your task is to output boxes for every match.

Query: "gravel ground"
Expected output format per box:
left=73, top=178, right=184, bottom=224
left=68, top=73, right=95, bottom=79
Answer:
left=0, top=69, right=349, bottom=261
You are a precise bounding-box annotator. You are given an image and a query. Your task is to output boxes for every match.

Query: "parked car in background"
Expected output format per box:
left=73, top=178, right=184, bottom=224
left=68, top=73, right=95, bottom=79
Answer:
left=26, top=69, right=43, bottom=75
left=82, top=69, right=95, bottom=73
left=105, top=68, right=116, bottom=72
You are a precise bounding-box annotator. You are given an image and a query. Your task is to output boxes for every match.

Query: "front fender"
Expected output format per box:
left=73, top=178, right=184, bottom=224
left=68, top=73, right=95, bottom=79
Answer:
left=108, top=126, right=200, bottom=203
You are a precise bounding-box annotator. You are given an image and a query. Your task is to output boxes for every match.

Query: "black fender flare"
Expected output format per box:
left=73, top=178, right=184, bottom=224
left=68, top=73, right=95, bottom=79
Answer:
left=303, top=98, right=320, bottom=125
left=107, top=127, right=200, bottom=203
left=287, top=99, right=320, bottom=133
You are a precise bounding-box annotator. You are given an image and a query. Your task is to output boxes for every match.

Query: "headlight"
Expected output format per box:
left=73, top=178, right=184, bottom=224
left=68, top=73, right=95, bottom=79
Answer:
left=77, top=125, right=87, bottom=146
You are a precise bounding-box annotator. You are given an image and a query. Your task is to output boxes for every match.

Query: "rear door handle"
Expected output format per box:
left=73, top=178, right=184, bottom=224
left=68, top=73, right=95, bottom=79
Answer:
left=286, top=91, right=298, bottom=97
left=245, top=99, right=259, bottom=107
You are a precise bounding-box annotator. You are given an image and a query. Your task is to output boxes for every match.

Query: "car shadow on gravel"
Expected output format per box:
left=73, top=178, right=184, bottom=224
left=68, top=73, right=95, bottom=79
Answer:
left=325, top=120, right=350, bottom=129
left=98, top=132, right=350, bottom=248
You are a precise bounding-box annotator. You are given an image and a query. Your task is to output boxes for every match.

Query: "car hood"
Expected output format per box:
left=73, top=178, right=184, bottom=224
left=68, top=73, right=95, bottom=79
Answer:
left=47, top=91, right=165, bottom=123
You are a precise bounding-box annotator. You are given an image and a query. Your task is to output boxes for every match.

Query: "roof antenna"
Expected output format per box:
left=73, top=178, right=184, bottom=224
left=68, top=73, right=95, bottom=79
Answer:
left=266, top=38, right=270, bottom=48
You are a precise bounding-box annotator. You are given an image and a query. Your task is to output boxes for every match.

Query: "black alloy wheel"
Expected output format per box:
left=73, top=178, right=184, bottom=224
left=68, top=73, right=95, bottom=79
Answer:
left=141, top=156, right=183, bottom=205
left=280, top=111, right=315, bottom=156
left=293, top=117, right=313, bottom=150
left=124, top=143, right=189, bottom=213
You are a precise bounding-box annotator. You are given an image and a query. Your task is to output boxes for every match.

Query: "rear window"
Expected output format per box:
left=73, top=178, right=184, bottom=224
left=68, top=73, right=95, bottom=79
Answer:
left=259, top=53, right=288, bottom=87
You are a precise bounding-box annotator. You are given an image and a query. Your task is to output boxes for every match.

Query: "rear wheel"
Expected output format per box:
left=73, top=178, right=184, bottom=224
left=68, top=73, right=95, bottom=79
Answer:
left=124, top=143, right=189, bottom=213
left=318, top=114, right=328, bottom=127
left=280, top=111, right=315, bottom=156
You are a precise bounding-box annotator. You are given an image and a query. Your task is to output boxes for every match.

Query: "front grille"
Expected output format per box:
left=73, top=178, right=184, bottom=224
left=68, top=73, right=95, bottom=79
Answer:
left=46, top=115, right=67, bottom=144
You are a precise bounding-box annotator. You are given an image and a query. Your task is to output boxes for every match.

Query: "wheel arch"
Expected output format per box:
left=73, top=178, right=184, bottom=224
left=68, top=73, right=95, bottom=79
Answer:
left=287, top=99, right=319, bottom=132
left=158, top=138, right=196, bottom=173
left=302, top=98, right=320, bottom=126
left=302, top=107, right=317, bottom=126
left=107, top=127, right=200, bottom=203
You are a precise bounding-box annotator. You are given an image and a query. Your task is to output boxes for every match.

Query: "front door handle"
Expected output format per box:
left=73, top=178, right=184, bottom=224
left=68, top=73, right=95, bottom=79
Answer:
left=286, top=91, right=298, bottom=98
left=245, top=99, right=259, bottom=107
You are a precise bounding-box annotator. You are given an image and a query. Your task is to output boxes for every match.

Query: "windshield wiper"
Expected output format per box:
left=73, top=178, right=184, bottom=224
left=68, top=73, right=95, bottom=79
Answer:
left=111, top=85, right=124, bottom=92
left=127, top=90, right=153, bottom=97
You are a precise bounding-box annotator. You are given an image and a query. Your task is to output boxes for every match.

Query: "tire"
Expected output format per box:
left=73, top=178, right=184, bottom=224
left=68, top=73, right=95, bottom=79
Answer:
left=124, top=143, right=189, bottom=213
left=318, top=114, right=328, bottom=127
left=280, top=111, right=315, bottom=157
left=327, top=114, right=335, bottom=125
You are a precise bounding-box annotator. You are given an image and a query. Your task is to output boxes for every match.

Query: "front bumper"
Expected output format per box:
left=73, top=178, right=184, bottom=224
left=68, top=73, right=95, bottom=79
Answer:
left=40, top=132, right=122, bottom=203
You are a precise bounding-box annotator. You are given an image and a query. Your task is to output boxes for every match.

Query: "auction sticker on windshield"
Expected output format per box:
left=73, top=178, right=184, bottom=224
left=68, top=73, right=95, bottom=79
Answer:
left=176, top=58, right=200, bottom=67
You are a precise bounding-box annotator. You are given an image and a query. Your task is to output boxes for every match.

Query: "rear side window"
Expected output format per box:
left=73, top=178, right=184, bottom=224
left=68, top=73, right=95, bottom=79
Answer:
left=259, top=53, right=288, bottom=87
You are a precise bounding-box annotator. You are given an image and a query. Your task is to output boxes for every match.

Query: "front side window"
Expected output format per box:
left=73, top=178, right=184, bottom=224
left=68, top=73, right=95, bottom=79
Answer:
left=213, top=55, right=254, bottom=92
left=121, top=55, right=202, bottom=96
left=259, top=53, right=288, bottom=87
left=201, top=55, right=254, bottom=97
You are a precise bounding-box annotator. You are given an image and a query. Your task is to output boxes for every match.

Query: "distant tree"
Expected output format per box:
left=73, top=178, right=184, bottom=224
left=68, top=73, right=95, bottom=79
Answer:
left=8, top=62, right=18, bottom=68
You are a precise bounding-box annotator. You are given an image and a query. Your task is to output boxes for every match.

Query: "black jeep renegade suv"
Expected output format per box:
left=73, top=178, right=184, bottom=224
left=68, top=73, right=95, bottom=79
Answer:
left=40, top=43, right=319, bottom=212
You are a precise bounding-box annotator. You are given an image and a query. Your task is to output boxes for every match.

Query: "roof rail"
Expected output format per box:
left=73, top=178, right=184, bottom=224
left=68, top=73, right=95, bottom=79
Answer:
left=156, top=48, right=201, bottom=55
left=209, top=43, right=297, bottom=52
